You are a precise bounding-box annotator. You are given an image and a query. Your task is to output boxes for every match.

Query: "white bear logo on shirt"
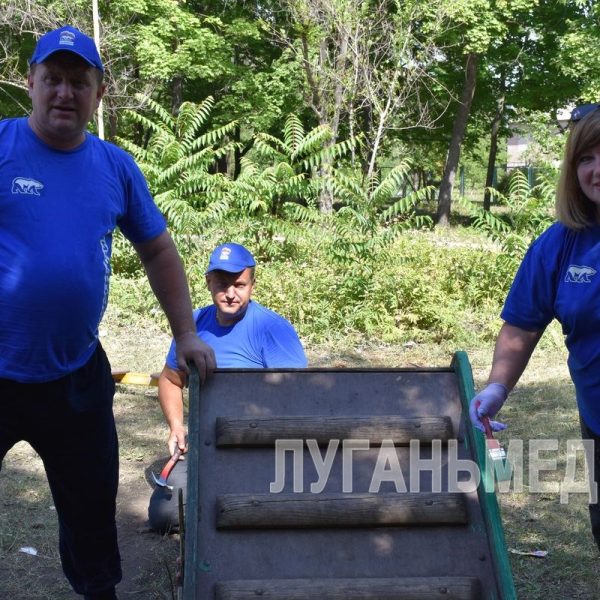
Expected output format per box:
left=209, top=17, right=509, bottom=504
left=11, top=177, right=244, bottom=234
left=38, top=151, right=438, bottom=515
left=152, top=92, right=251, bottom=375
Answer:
left=565, top=265, right=597, bottom=283
left=11, top=177, right=44, bottom=196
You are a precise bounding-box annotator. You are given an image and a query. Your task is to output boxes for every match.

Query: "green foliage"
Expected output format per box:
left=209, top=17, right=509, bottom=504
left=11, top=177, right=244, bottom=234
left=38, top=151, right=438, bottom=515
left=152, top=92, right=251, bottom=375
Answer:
left=110, top=220, right=507, bottom=348
left=459, top=168, right=557, bottom=301
left=218, top=47, right=306, bottom=134
left=110, top=230, right=144, bottom=277
left=116, top=95, right=238, bottom=241
left=227, top=113, right=354, bottom=259
left=556, top=1, right=600, bottom=101
left=326, top=161, right=434, bottom=275
left=132, top=3, right=232, bottom=84
left=248, top=113, right=355, bottom=187
left=273, top=225, right=507, bottom=346
left=473, top=169, right=555, bottom=250
left=510, top=111, right=567, bottom=166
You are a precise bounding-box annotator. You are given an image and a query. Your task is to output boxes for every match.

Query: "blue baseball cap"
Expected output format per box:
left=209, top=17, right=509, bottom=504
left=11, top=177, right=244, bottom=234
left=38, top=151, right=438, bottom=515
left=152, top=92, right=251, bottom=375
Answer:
left=206, top=243, right=256, bottom=274
left=29, top=25, right=104, bottom=72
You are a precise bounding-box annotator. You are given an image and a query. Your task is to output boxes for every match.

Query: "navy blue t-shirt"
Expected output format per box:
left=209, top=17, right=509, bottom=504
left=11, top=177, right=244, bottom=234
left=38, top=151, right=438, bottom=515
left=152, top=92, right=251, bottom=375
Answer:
left=502, top=222, right=600, bottom=433
left=0, top=118, right=166, bottom=382
left=165, top=301, right=307, bottom=369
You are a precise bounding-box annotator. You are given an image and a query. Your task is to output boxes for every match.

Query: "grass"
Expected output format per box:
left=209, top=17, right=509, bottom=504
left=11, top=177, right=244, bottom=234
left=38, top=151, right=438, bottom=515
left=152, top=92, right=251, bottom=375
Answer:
left=2, top=215, right=599, bottom=598
left=311, top=332, right=600, bottom=599
left=0, top=445, right=71, bottom=599
left=0, top=387, right=178, bottom=600
left=1, top=314, right=598, bottom=598
left=492, top=353, right=600, bottom=599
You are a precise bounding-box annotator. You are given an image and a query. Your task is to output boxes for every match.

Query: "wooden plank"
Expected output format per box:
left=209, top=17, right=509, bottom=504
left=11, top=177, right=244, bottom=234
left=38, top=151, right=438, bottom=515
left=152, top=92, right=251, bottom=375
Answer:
left=216, top=416, right=453, bottom=447
left=182, top=367, right=509, bottom=599
left=216, top=577, right=481, bottom=600
left=111, top=370, right=159, bottom=387
left=216, top=492, right=467, bottom=529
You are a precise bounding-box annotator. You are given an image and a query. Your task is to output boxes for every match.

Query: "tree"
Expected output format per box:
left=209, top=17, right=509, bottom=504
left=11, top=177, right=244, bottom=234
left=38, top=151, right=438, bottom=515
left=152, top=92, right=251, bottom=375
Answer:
left=436, top=52, right=478, bottom=225
left=329, top=160, right=433, bottom=270
left=556, top=1, right=600, bottom=103
left=229, top=113, right=352, bottom=255
left=345, top=1, right=455, bottom=181
left=478, top=0, right=586, bottom=211
left=271, top=0, right=456, bottom=211
left=434, top=0, right=520, bottom=226
left=116, top=96, right=238, bottom=243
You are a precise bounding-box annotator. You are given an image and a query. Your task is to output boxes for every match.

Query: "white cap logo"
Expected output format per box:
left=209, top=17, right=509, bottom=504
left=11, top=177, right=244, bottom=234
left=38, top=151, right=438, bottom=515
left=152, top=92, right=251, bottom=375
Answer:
left=59, top=31, right=76, bottom=46
left=219, top=248, right=231, bottom=261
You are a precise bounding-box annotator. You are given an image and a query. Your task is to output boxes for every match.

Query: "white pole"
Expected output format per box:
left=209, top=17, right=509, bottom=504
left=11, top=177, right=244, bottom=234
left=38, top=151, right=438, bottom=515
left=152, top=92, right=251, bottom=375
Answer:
left=92, top=0, right=105, bottom=139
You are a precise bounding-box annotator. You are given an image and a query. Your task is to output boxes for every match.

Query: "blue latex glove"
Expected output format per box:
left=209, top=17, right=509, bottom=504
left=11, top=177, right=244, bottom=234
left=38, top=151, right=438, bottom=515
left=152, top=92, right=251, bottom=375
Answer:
left=469, top=383, right=508, bottom=432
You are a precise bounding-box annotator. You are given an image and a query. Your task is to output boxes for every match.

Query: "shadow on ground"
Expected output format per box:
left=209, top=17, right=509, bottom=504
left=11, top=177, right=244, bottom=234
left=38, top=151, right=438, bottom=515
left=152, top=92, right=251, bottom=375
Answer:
left=0, top=387, right=179, bottom=600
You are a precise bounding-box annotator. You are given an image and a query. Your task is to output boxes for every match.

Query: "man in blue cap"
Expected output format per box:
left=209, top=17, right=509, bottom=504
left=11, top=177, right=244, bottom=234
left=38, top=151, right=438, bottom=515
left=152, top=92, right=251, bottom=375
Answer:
left=0, top=25, right=215, bottom=600
left=149, top=242, right=306, bottom=532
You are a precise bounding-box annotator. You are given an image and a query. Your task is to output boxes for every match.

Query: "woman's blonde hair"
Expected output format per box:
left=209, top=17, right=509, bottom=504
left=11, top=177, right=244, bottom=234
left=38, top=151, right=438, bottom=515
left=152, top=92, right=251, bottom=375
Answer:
left=556, top=109, right=600, bottom=229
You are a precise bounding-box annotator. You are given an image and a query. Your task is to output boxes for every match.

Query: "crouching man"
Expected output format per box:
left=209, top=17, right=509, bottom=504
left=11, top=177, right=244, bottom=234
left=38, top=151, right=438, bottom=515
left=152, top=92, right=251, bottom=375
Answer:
left=149, top=243, right=306, bottom=531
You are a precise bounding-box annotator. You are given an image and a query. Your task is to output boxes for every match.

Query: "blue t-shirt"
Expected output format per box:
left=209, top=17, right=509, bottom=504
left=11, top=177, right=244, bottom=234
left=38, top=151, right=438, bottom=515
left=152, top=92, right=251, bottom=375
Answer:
left=502, top=222, right=600, bottom=433
left=165, top=300, right=307, bottom=369
left=0, top=118, right=166, bottom=382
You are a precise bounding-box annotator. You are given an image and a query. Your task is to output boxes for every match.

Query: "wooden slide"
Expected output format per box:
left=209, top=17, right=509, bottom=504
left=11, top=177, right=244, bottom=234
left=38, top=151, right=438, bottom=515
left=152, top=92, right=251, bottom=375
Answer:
left=180, top=352, right=516, bottom=600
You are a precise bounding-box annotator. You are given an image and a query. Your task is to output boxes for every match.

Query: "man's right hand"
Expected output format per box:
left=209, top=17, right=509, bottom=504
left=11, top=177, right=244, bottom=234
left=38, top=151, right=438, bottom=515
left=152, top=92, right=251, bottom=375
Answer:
left=168, top=426, right=187, bottom=457
left=469, top=383, right=508, bottom=432
left=174, top=332, right=216, bottom=382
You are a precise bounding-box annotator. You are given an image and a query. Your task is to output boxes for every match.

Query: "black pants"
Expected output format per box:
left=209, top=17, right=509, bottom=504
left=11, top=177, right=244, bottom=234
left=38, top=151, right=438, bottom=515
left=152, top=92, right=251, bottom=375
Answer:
left=580, top=418, right=600, bottom=552
left=0, top=344, right=121, bottom=596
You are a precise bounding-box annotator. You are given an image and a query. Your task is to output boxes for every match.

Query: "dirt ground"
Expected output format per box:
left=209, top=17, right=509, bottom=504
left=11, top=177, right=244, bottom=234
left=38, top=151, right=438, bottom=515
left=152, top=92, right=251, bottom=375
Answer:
left=0, top=307, right=180, bottom=599
left=0, top=304, right=480, bottom=600
left=4, top=302, right=591, bottom=600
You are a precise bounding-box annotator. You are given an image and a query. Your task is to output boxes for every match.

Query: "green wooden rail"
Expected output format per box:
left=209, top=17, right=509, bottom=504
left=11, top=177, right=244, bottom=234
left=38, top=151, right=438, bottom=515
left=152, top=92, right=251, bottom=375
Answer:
left=183, top=365, right=201, bottom=599
left=452, top=351, right=518, bottom=600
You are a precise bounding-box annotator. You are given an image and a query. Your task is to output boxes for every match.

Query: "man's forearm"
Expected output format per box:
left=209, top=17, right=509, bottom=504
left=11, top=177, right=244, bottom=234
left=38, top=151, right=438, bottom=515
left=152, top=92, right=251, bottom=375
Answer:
left=134, top=231, right=196, bottom=339
left=158, top=366, right=187, bottom=453
left=159, top=374, right=185, bottom=429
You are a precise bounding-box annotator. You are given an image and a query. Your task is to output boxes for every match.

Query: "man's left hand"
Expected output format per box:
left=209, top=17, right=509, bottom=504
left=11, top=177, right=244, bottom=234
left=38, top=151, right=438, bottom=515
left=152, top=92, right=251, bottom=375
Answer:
left=174, top=332, right=216, bottom=382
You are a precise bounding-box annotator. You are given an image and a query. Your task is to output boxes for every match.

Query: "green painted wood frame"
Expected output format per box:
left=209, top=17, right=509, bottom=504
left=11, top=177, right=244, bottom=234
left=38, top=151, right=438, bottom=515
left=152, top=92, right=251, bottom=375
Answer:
left=452, top=350, right=518, bottom=600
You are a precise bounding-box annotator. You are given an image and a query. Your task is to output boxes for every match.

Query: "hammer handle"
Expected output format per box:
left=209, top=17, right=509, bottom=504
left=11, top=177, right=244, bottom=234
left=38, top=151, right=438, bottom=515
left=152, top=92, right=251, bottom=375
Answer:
left=158, top=447, right=183, bottom=482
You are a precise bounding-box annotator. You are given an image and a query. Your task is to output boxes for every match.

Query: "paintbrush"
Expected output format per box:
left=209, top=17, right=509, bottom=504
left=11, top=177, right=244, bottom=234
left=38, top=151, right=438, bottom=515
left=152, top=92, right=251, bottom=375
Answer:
left=476, top=400, right=512, bottom=481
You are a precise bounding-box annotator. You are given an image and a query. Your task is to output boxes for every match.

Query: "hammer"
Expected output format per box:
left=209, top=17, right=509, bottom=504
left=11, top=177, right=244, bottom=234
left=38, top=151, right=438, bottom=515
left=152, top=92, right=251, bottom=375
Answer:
left=152, top=447, right=183, bottom=490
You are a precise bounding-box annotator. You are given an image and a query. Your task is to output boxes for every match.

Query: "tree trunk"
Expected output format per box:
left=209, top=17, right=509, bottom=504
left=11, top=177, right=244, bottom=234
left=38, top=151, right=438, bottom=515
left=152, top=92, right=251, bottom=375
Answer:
left=360, top=103, right=373, bottom=180
left=483, top=90, right=505, bottom=211
left=318, top=151, right=334, bottom=213
left=228, top=125, right=242, bottom=180
left=108, top=107, right=118, bottom=140
left=171, top=75, right=183, bottom=115
left=436, top=53, right=479, bottom=226
left=366, top=102, right=390, bottom=181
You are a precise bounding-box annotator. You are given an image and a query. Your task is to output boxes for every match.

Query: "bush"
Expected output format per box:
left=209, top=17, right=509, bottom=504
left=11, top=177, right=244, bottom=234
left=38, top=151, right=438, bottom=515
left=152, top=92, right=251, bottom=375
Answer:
left=108, top=222, right=509, bottom=349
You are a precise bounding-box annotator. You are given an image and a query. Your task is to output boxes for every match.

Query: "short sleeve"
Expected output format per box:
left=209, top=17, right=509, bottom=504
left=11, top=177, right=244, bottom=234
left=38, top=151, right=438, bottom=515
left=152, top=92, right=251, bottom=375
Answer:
left=165, top=338, right=178, bottom=370
left=115, top=151, right=166, bottom=243
left=261, top=320, right=308, bottom=368
left=501, top=225, right=564, bottom=331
